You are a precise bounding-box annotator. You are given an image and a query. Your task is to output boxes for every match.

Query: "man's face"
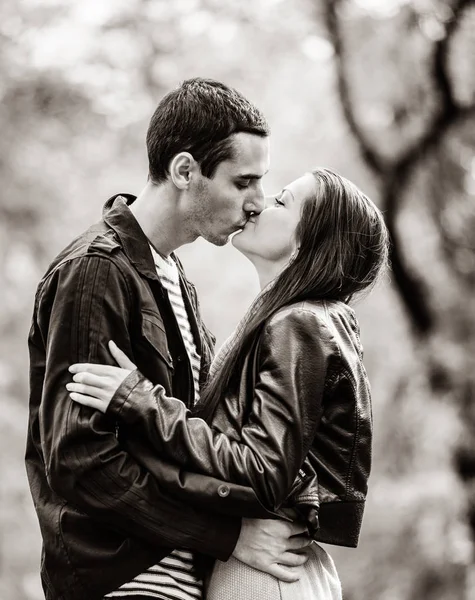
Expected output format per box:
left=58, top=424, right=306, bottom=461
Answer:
left=188, top=132, right=270, bottom=246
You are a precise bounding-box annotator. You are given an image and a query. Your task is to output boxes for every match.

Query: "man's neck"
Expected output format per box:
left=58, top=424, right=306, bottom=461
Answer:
left=129, top=181, right=197, bottom=256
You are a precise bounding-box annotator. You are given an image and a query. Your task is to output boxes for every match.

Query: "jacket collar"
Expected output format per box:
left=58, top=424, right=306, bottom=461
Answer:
left=103, top=194, right=159, bottom=281
left=102, top=194, right=189, bottom=284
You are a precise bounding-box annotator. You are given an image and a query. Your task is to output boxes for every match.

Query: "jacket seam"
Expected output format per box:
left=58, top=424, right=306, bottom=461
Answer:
left=56, top=502, right=91, bottom=597
left=323, top=296, right=361, bottom=499
left=320, top=499, right=365, bottom=505
left=268, top=301, right=363, bottom=507
left=37, top=252, right=134, bottom=318
left=64, top=255, right=134, bottom=485
left=340, top=365, right=361, bottom=498
left=36, top=242, right=91, bottom=295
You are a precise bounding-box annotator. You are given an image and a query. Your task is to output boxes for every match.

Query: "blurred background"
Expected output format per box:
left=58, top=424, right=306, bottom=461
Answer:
left=1, top=0, right=474, bottom=598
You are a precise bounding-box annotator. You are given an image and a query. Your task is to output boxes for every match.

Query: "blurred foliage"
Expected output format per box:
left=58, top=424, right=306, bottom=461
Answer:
left=1, top=0, right=474, bottom=599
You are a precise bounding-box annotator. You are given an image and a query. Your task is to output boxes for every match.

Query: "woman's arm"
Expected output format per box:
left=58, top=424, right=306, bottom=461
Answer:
left=69, top=308, right=336, bottom=512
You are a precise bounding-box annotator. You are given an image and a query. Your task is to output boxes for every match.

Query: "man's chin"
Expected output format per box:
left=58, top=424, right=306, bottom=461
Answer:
left=203, top=232, right=230, bottom=247
left=203, top=227, right=246, bottom=247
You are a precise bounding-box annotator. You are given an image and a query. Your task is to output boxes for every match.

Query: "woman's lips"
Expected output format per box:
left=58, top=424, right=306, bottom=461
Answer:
left=234, top=219, right=254, bottom=233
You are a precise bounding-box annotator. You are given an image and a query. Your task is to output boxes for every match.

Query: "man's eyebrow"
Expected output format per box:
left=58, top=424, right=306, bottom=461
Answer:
left=236, top=169, right=270, bottom=180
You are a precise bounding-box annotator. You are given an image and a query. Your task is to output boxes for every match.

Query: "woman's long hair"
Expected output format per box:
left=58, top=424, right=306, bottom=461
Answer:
left=195, top=167, right=390, bottom=422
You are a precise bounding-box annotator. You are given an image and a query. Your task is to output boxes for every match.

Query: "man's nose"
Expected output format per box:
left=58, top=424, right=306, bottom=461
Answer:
left=245, top=183, right=266, bottom=215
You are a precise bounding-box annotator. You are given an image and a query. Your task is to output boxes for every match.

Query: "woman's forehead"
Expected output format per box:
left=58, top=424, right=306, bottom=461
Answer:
left=285, top=173, right=317, bottom=201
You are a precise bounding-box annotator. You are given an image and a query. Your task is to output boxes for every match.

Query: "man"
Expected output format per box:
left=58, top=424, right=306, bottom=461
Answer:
left=26, top=78, right=310, bottom=600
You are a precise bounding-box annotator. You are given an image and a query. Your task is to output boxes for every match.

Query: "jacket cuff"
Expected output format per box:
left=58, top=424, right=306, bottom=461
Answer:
left=313, top=501, right=365, bottom=548
left=107, top=369, right=153, bottom=423
left=199, top=514, right=241, bottom=561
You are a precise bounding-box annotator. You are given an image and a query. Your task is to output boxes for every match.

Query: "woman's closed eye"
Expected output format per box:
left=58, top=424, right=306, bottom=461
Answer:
left=275, top=192, right=285, bottom=206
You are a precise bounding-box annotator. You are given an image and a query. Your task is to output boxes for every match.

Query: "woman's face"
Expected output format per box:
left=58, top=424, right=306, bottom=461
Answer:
left=232, top=173, right=316, bottom=264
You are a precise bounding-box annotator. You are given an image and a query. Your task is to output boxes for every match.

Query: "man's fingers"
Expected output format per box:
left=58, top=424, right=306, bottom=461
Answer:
left=277, top=551, right=309, bottom=567
left=286, top=534, right=314, bottom=551
left=265, top=564, right=301, bottom=583
left=70, top=392, right=105, bottom=413
left=286, top=521, right=309, bottom=536
left=109, top=341, right=136, bottom=370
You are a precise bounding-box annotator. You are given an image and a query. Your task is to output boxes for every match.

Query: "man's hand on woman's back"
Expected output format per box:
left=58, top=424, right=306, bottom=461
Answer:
left=232, top=518, right=313, bottom=582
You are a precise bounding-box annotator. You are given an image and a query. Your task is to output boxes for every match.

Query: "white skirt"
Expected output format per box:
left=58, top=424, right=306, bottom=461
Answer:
left=206, top=542, right=342, bottom=600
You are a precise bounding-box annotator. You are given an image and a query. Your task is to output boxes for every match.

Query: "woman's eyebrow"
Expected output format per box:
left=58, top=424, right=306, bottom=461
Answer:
left=282, top=188, right=295, bottom=202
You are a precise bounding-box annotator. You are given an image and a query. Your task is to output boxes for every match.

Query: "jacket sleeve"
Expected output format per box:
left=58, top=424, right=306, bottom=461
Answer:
left=108, top=307, right=336, bottom=512
left=35, top=254, right=240, bottom=559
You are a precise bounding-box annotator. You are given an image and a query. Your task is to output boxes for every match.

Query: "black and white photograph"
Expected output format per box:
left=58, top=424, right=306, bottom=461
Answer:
left=1, top=1, right=474, bottom=599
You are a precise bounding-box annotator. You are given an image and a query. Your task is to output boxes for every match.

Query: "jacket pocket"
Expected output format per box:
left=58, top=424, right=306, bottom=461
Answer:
left=140, top=310, right=174, bottom=370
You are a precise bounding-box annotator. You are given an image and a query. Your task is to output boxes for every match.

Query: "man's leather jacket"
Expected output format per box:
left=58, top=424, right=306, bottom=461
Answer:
left=106, top=300, right=373, bottom=549
left=26, top=196, right=242, bottom=600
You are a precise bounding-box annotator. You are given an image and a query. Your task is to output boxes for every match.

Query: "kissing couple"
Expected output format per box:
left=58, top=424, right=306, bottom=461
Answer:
left=27, top=77, right=389, bottom=600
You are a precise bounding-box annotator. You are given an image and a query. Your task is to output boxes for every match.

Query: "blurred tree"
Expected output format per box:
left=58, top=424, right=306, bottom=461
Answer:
left=322, top=0, right=475, bottom=597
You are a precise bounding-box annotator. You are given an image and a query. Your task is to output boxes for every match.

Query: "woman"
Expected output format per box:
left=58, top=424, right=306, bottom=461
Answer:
left=67, top=167, right=389, bottom=599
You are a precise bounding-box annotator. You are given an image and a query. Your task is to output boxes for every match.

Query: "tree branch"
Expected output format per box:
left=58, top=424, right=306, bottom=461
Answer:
left=394, top=0, right=474, bottom=174
left=383, top=179, right=435, bottom=333
left=322, top=0, right=386, bottom=175
left=382, top=0, right=475, bottom=332
left=428, top=141, right=475, bottom=287
left=323, top=0, right=474, bottom=335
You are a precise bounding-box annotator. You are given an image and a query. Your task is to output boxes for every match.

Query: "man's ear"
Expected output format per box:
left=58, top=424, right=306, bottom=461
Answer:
left=169, top=152, right=195, bottom=189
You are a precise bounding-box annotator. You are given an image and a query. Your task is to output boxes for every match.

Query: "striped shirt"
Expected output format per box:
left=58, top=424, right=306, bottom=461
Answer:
left=150, top=247, right=201, bottom=405
left=105, top=246, right=202, bottom=599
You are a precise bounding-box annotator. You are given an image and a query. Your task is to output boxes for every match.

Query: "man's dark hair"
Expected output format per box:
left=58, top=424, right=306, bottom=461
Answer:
left=146, top=78, right=269, bottom=183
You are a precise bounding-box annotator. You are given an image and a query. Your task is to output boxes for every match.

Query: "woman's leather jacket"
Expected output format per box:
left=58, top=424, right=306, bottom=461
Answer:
left=109, top=300, right=373, bottom=548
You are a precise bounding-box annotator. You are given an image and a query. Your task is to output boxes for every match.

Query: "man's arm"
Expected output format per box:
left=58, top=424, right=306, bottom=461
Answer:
left=36, top=253, right=239, bottom=559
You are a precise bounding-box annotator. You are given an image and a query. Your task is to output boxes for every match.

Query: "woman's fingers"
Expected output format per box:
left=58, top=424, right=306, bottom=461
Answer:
left=68, top=345, right=136, bottom=378
left=71, top=372, right=111, bottom=390
left=66, top=382, right=108, bottom=403
left=69, top=363, right=114, bottom=375
left=70, top=392, right=107, bottom=413
left=109, top=341, right=136, bottom=370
